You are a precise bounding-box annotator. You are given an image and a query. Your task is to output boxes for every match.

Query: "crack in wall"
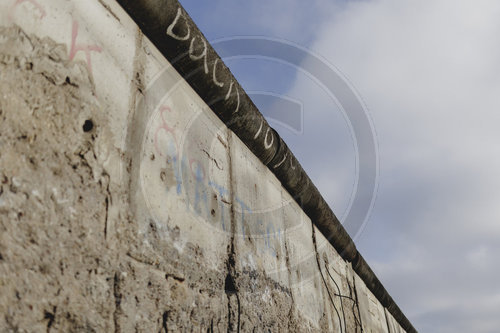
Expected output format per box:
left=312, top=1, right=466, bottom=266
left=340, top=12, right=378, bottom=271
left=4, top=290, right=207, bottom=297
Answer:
left=225, top=129, right=241, bottom=333
left=102, top=172, right=111, bottom=241
left=351, top=276, right=364, bottom=332
left=202, top=148, right=223, bottom=171
left=0, top=14, right=410, bottom=332
left=224, top=273, right=241, bottom=333
left=324, top=260, right=347, bottom=332
left=160, top=310, right=168, bottom=333
left=311, top=225, right=346, bottom=333
left=104, top=196, right=109, bottom=240
left=113, top=272, right=123, bottom=333
left=312, top=226, right=343, bottom=332
left=282, top=206, right=297, bottom=331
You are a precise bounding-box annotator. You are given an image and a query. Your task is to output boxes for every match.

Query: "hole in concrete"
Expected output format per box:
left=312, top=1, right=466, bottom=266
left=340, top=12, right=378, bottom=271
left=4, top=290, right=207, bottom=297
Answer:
left=224, top=273, right=236, bottom=294
left=82, top=119, right=94, bottom=132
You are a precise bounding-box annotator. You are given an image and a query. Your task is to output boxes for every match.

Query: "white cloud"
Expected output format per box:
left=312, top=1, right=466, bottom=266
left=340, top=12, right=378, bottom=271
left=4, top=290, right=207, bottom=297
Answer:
left=285, top=0, right=500, bottom=332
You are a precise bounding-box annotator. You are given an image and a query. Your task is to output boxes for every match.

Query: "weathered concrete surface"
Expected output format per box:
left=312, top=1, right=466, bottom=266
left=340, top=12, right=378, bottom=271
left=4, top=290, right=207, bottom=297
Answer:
left=0, top=25, right=115, bottom=331
left=0, top=0, right=410, bottom=332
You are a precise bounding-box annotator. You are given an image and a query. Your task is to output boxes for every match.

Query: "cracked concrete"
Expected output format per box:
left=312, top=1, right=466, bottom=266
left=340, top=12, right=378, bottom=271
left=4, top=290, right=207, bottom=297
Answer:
left=0, top=1, right=408, bottom=332
left=0, top=25, right=115, bottom=332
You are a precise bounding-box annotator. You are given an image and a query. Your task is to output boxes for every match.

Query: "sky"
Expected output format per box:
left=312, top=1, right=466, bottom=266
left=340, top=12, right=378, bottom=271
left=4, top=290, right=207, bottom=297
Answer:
left=179, top=1, right=500, bottom=332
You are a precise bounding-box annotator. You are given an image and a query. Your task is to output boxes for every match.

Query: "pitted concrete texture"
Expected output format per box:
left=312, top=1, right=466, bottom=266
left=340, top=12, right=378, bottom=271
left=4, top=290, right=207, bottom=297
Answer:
left=0, top=25, right=231, bottom=333
left=0, top=26, right=115, bottom=332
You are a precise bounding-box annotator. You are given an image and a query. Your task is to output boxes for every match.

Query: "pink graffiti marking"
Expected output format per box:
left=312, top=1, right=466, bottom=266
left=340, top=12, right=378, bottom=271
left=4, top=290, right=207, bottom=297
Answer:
left=154, top=105, right=178, bottom=157
left=8, top=0, right=46, bottom=21
left=69, top=20, right=102, bottom=76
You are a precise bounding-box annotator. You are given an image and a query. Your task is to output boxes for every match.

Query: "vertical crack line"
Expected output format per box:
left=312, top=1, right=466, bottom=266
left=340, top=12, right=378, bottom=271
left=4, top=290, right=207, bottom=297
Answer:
left=283, top=211, right=296, bottom=329
left=283, top=234, right=294, bottom=298
left=311, top=225, right=343, bottom=333
left=113, top=272, right=122, bottom=333
left=325, top=265, right=347, bottom=333
left=225, top=129, right=240, bottom=333
left=161, top=310, right=169, bottom=333
left=104, top=196, right=109, bottom=240
left=103, top=172, right=111, bottom=242
left=333, top=293, right=364, bottom=331
left=227, top=296, right=232, bottom=332
left=351, top=277, right=364, bottom=332
left=236, top=292, right=241, bottom=333
left=226, top=128, right=236, bottom=267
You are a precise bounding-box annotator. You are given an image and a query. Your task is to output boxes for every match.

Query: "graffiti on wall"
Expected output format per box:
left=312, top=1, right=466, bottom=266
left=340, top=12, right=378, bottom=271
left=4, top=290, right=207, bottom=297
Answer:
left=141, top=101, right=289, bottom=261
left=7, top=0, right=102, bottom=76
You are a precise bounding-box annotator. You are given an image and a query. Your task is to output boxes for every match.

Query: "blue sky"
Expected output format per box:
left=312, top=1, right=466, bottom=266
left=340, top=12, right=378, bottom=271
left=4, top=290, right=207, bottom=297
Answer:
left=179, top=1, right=500, bottom=332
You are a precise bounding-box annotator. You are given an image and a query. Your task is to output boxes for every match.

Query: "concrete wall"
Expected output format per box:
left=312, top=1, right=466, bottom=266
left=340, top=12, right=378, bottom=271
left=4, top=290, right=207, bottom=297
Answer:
left=0, top=0, right=407, bottom=332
